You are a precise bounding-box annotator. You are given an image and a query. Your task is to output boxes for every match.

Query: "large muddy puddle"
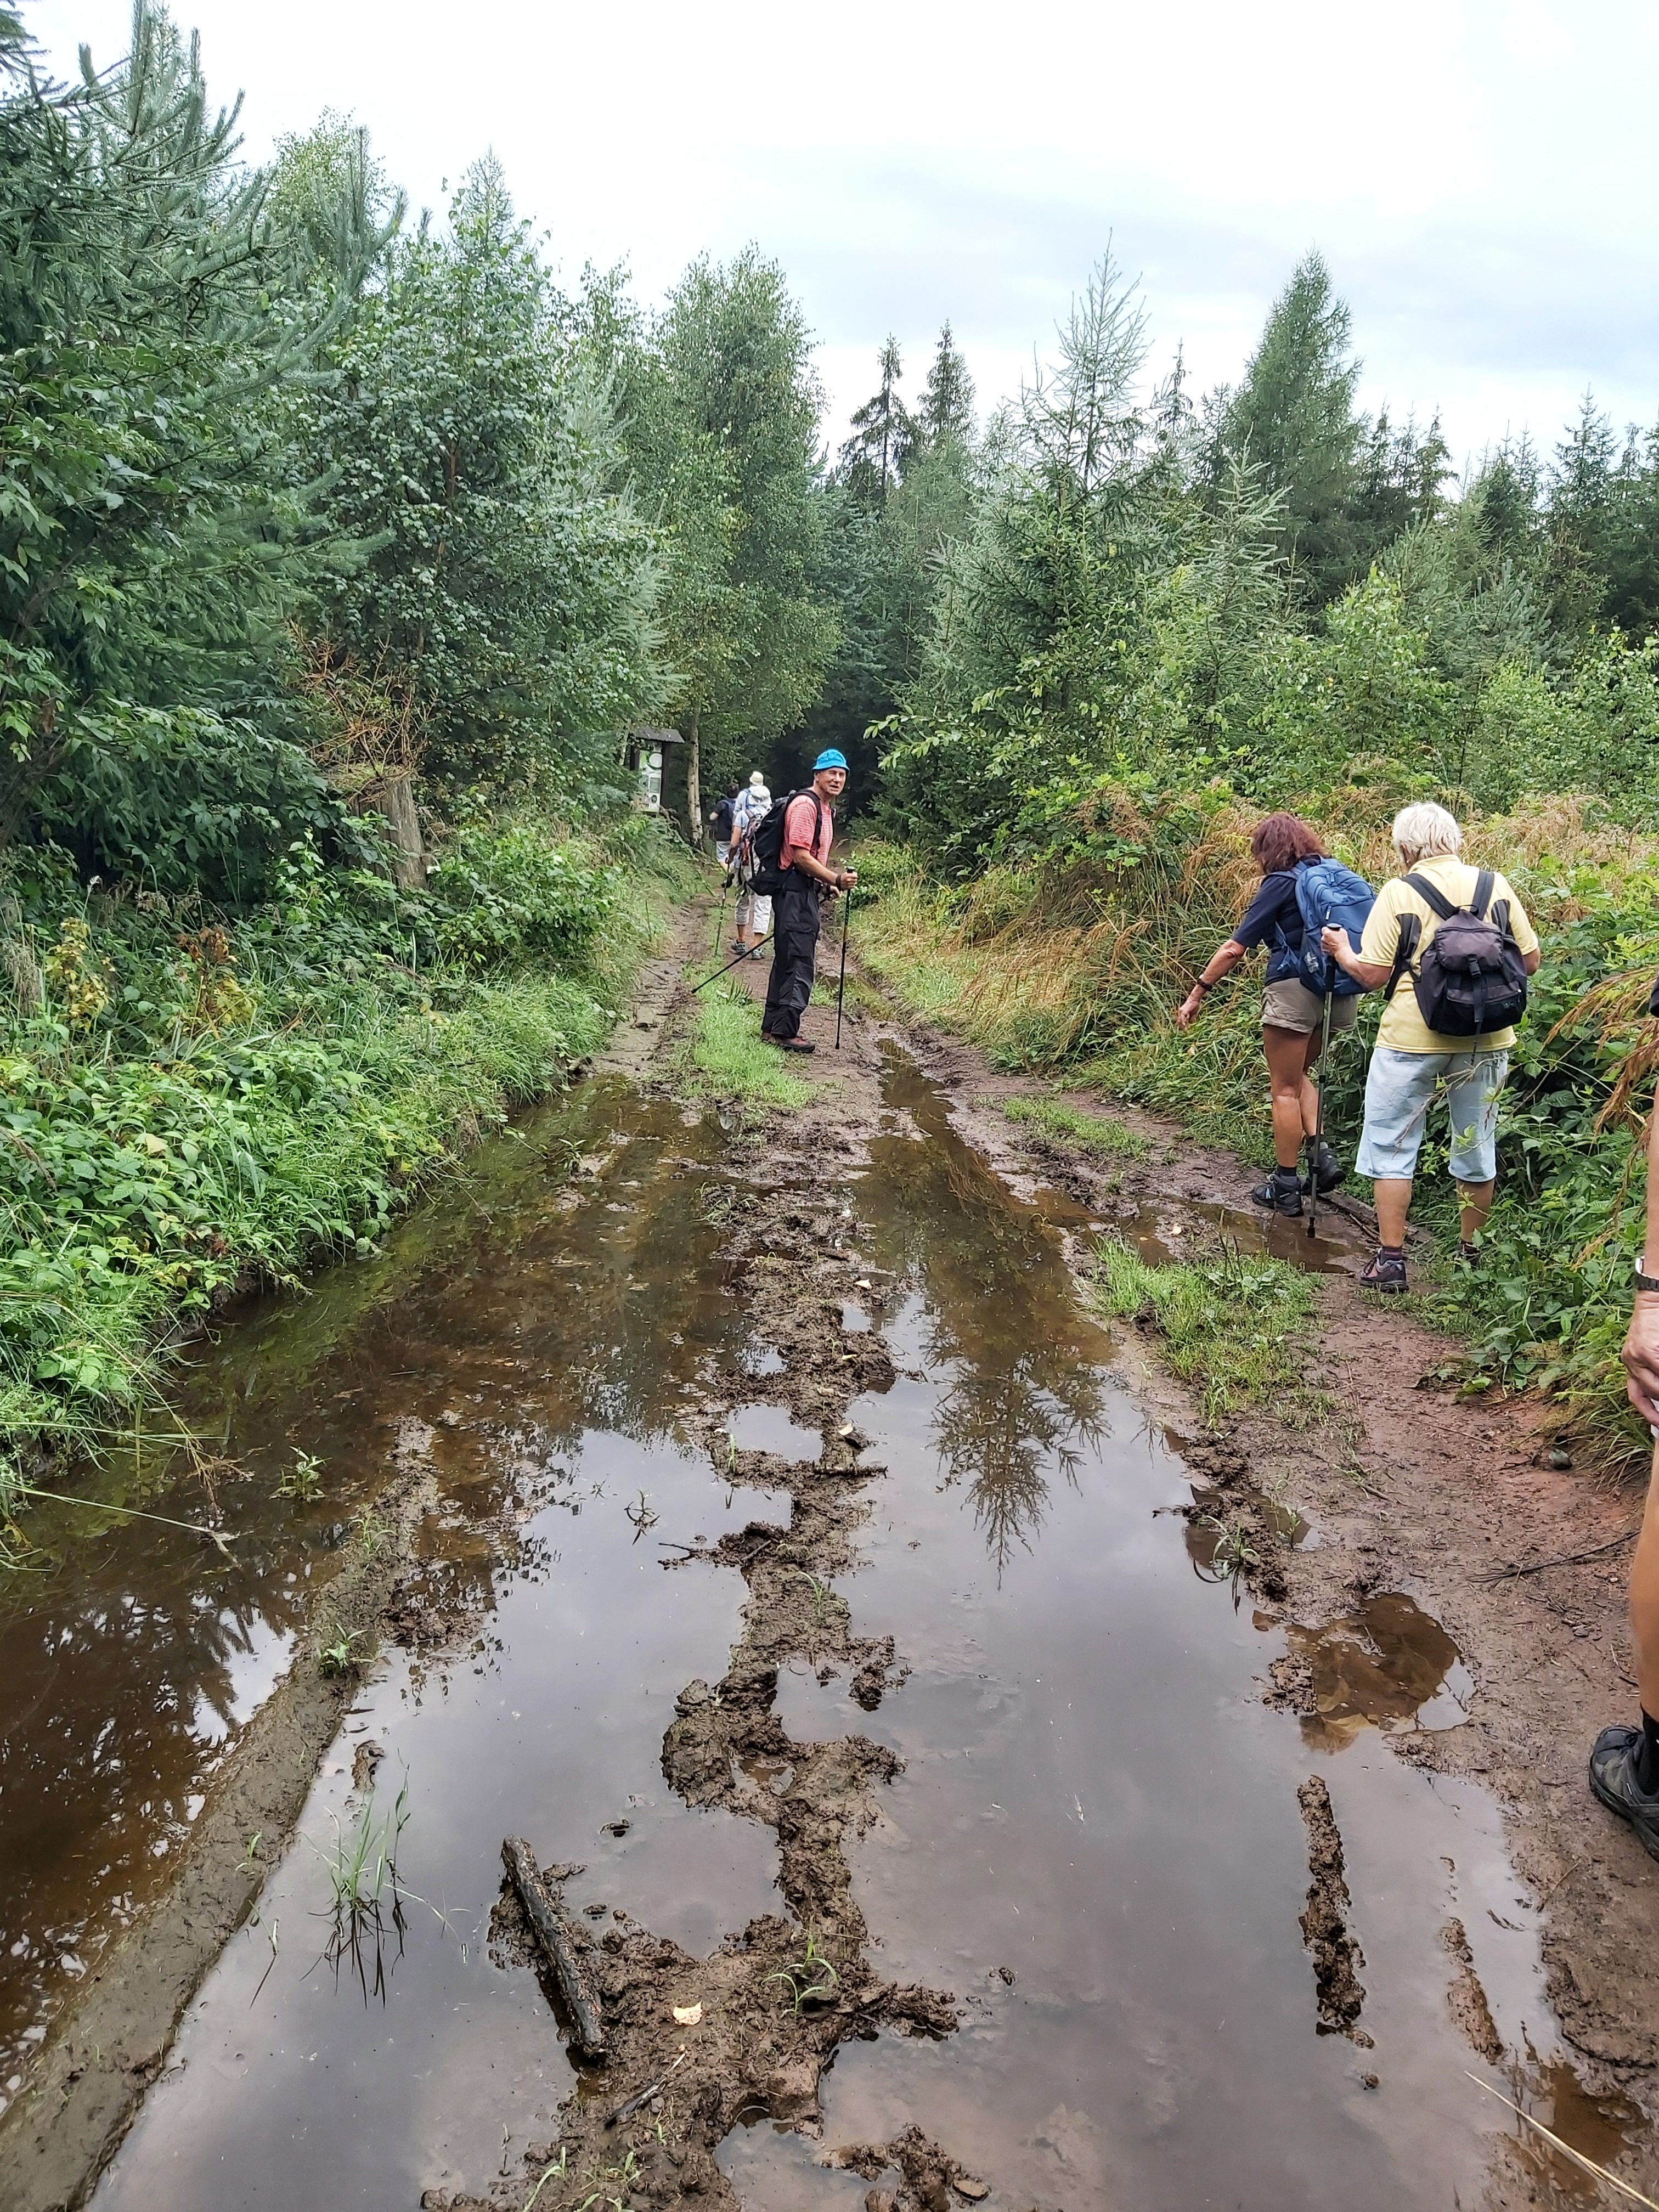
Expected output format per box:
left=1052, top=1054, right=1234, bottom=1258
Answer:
left=1, top=1051, right=1624, bottom=2207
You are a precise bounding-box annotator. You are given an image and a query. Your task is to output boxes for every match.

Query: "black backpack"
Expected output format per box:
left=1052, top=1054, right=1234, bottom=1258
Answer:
left=1385, top=869, right=1529, bottom=1039
left=749, top=790, right=822, bottom=896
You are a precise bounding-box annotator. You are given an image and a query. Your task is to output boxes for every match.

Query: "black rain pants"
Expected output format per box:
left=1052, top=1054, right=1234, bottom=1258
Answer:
left=763, top=879, right=821, bottom=1042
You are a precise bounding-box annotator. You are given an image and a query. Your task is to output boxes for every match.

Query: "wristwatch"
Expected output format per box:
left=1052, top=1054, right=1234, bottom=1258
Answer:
left=1635, top=1256, right=1659, bottom=1294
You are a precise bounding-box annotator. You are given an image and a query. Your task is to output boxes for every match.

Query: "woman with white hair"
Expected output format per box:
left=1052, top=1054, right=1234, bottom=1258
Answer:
left=1321, top=800, right=1541, bottom=1293
left=730, top=769, right=772, bottom=960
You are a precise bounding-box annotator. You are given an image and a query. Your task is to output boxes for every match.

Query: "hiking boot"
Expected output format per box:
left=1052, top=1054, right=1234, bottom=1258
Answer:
left=1457, top=1238, right=1480, bottom=1267
left=1589, top=1725, right=1659, bottom=1860
left=1300, top=1139, right=1344, bottom=1196
left=763, top=1032, right=814, bottom=1054
left=1359, top=1245, right=1408, bottom=1294
left=1249, top=1166, right=1303, bottom=1217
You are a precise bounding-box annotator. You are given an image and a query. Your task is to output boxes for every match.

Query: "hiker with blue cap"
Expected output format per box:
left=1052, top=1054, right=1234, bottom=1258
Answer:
left=755, top=749, right=855, bottom=1054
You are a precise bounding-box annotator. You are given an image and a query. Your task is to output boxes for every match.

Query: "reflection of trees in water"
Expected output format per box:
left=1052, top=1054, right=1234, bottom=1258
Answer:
left=177, top=1093, right=730, bottom=1466
left=861, top=1122, right=1114, bottom=1576
left=0, top=1110, right=733, bottom=2072
left=932, top=1364, right=1106, bottom=1575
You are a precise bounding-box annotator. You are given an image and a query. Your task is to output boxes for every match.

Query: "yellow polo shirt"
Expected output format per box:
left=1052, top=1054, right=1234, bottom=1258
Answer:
left=1359, top=855, right=1539, bottom=1053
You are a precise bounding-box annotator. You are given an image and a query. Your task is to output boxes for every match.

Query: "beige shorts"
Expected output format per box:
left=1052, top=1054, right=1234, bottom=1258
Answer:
left=1261, top=979, right=1360, bottom=1036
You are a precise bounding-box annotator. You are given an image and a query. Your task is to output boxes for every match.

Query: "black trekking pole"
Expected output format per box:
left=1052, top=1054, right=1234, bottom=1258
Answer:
left=692, top=932, right=774, bottom=994
left=834, top=881, right=855, bottom=1051
left=1307, top=988, right=1334, bottom=1240
left=712, top=874, right=732, bottom=958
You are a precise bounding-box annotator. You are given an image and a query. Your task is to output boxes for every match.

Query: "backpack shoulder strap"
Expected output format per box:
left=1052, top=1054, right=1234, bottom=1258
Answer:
left=1385, top=912, right=1421, bottom=1001
left=1403, top=871, right=1458, bottom=922
left=1471, top=868, right=1494, bottom=919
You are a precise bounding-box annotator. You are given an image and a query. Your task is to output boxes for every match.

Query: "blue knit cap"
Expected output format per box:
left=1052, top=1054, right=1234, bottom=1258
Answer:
left=814, top=748, right=848, bottom=772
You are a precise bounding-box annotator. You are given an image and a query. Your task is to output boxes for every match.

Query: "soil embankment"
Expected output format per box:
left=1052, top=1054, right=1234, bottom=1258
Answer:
left=3, top=893, right=1658, bottom=2211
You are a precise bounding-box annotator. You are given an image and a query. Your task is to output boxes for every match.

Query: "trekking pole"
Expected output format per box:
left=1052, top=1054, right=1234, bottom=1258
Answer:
left=1307, top=988, right=1334, bottom=1240
left=712, top=874, right=732, bottom=957
left=834, top=880, right=855, bottom=1051
left=691, top=932, right=774, bottom=994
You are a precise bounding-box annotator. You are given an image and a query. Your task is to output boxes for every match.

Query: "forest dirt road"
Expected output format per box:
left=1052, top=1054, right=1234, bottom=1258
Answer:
left=3, top=892, right=1658, bottom=2212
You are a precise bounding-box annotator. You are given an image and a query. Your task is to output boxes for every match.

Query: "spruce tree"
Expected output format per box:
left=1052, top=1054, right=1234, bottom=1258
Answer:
left=838, top=336, right=918, bottom=510
left=0, top=0, right=387, bottom=855
left=919, top=323, right=975, bottom=445
left=1219, top=252, right=1364, bottom=601
left=1546, top=392, right=1620, bottom=636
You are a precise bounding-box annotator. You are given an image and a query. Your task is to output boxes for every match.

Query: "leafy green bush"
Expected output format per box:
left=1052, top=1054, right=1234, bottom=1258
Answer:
left=427, top=823, right=613, bottom=967
left=0, top=808, right=691, bottom=1487
left=32, top=706, right=371, bottom=906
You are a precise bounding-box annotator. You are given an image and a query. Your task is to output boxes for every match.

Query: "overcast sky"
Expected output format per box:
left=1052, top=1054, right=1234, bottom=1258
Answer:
left=24, top=0, right=1659, bottom=482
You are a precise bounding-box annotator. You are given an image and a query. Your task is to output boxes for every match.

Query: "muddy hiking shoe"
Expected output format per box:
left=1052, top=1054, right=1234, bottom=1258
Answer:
left=1359, top=1246, right=1408, bottom=1294
left=1589, top=1726, right=1659, bottom=1860
left=1250, top=1165, right=1303, bottom=1216
left=1300, top=1139, right=1343, bottom=1196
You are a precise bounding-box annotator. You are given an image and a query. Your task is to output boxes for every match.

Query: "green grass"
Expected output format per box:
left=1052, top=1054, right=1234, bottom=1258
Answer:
left=998, top=1092, right=1151, bottom=1159
left=1089, top=1236, right=1327, bottom=1427
left=685, top=981, right=811, bottom=1109
left=0, top=810, right=698, bottom=1503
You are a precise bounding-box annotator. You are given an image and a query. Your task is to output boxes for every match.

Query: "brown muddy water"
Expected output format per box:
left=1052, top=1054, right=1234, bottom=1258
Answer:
left=0, top=1053, right=1620, bottom=2208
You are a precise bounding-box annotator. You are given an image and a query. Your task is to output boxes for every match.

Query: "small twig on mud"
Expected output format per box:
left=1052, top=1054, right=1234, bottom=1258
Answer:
left=7, top=1482, right=235, bottom=1551
left=503, top=1837, right=607, bottom=2061
left=1534, top=1858, right=1589, bottom=1908
left=603, top=2047, right=687, bottom=2129
left=249, top=1912, right=279, bottom=2005
left=1481, top=1528, right=1638, bottom=1584
left=1465, top=2073, right=1659, bottom=2207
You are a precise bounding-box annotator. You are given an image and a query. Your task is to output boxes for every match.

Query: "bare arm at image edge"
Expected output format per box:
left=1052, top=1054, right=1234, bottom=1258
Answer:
left=1626, top=1088, right=1659, bottom=1418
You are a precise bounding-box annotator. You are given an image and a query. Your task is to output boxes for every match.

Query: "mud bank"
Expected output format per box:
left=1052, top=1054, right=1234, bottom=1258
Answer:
left=0, top=903, right=1646, bottom=2212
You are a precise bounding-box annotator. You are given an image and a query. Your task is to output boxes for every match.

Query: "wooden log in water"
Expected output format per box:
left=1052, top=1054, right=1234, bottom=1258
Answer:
left=501, top=1836, right=607, bottom=2062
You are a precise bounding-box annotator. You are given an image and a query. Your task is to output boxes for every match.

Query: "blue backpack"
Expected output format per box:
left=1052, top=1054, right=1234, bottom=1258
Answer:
left=1285, top=857, right=1376, bottom=998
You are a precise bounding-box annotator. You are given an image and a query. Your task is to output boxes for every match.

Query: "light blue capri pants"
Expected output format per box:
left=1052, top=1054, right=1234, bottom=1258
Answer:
left=1355, top=1047, right=1509, bottom=1184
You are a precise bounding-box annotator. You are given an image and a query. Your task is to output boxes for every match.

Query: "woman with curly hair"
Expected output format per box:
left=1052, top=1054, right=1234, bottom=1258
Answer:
left=1172, top=811, right=1357, bottom=1216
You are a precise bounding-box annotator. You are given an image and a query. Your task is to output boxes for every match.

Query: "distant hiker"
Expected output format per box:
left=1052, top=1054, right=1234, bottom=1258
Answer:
left=711, top=782, right=740, bottom=867
left=1321, top=801, right=1540, bottom=1294
left=755, top=749, right=856, bottom=1054
left=731, top=772, right=772, bottom=960
left=1590, top=1043, right=1659, bottom=1858
left=1173, top=812, right=1365, bottom=1218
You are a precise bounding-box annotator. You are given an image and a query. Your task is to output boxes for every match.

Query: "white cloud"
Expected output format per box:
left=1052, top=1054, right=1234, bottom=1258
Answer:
left=22, top=0, right=1659, bottom=465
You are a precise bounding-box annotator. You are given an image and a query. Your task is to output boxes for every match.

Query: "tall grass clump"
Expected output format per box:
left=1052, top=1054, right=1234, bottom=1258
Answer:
left=998, top=1094, right=1150, bottom=1160
left=1090, top=1237, right=1324, bottom=1427
left=684, top=980, right=811, bottom=1110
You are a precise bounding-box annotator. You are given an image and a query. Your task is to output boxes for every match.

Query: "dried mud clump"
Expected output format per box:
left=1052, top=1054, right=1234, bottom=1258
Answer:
left=1169, top=1431, right=1292, bottom=1606
left=434, top=1130, right=967, bottom=2211
left=826, top=2123, right=993, bottom=2207
left=1441, top=1917, right=1504, bottom=2063
left=1297, top=1776, right=1373, bottom=2045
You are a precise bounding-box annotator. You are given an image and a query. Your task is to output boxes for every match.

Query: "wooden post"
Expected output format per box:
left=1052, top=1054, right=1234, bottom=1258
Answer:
left=374, top=772, right=426, bottom=890
left=685, top=710, right=703, bottom=849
